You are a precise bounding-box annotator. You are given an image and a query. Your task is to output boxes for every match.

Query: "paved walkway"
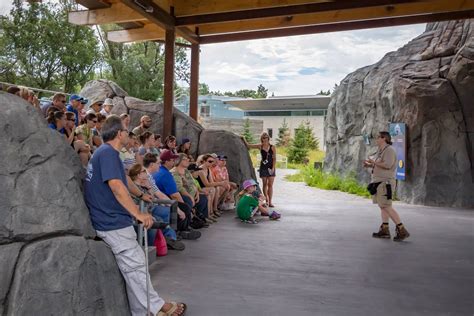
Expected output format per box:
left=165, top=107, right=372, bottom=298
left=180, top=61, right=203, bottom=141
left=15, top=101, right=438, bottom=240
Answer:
left=150, top=169, right=474, bottom=316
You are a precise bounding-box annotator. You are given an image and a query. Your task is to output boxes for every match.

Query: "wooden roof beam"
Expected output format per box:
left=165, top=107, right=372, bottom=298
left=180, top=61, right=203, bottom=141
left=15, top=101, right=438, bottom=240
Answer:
left=120, top=0, right=200, bottom=44
left=107, top=23, right=165, bottom=42
left=175, top=0, right=420, bottom=26
left=197, top=0, right=474, bottom=36
left=69, top=2, right=147, bottom=25
left=199, top=10, right=474, bottom=44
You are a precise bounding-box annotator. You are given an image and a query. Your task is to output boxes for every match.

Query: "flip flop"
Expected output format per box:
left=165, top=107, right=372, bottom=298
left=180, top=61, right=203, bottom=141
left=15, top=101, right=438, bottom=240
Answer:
left=157, top=302, right=187, bottom=316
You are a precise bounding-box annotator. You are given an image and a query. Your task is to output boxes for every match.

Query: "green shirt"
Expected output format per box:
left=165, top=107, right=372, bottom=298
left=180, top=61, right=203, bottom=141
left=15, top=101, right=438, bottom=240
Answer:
left=172, top=169, right=197, bottom=197
left=236, top=194, right=259, bottom=220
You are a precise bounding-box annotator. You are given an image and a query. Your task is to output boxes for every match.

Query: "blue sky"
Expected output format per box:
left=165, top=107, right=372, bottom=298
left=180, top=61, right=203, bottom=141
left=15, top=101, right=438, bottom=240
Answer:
left=1, top=1, right=426, bottom=96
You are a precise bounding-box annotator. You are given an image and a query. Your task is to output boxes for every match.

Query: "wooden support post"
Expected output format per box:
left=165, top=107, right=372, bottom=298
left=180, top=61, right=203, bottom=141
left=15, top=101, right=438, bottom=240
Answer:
left=189, top=43, right=199, bottom=121
left=163, top=28, right=175, bottom=138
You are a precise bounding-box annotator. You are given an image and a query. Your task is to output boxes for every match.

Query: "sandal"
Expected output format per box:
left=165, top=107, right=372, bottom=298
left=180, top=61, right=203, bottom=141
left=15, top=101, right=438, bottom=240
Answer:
left=157, top=302, right=187, bottom=316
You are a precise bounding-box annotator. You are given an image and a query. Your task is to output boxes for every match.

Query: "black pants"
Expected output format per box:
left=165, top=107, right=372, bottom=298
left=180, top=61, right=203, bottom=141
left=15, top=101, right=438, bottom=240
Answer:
left=182, top=194, right=209, bottom=219
left=176, top=201, right=193, bottom=232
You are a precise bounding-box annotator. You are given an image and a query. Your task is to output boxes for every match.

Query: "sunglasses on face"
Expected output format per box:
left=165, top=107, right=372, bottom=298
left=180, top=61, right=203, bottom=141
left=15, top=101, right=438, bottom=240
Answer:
left=61, top=100, right=66, bottom=104
left=207, top=160, right=214, bottom=163
left=91, top=120, right=98, bottom=123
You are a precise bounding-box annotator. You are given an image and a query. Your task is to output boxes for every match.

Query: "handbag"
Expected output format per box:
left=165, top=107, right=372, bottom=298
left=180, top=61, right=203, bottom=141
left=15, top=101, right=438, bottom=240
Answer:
left=154, top=229, right=168, bottom=257
left=367, top=182, right=381, bottom=195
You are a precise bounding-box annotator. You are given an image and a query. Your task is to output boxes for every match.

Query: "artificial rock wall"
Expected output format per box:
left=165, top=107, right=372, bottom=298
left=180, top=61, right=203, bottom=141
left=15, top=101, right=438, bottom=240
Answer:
left=324, top=20, right=474, bottom=207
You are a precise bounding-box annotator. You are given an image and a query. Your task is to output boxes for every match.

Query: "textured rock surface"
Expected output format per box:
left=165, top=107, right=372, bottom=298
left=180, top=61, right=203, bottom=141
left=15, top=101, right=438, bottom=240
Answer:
left=198, top=130, right=257, bottom=186
left=324, top=20, right=474, bottom=207
left=7, top=237, right=129, bottom=316
left=0, top=92, right=130, bottom=314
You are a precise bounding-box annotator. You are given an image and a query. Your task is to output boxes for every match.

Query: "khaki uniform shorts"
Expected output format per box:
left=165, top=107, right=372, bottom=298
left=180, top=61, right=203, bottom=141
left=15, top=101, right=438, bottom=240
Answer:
left=372, top=180, right=396, bottom=207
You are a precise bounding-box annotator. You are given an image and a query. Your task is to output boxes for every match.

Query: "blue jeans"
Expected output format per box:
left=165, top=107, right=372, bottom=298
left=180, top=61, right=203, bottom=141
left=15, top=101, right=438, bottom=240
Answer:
left=150, top=204, right=177, bottom=242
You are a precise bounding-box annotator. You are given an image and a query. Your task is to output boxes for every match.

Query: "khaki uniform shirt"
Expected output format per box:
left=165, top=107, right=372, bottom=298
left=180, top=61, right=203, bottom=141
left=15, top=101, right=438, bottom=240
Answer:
left=371, top=145, right=397, bottom=182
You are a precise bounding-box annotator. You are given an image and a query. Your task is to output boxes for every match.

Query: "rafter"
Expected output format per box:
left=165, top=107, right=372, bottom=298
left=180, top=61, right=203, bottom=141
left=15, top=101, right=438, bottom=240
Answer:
left=175, top=0, right=420, bottom=26
left=172, top=0, right=329, bottom=16
left=200, top=10, right=474, bottom=44
left=69, top=2, right=146, bottom=25
left=106, top=23, right=165, bottom=42
left=196, top=0, right=474, bottom=35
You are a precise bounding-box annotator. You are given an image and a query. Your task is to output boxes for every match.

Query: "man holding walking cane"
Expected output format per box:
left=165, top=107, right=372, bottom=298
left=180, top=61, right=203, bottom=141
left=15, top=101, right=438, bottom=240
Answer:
left=84, top=115, right=186, bottom=316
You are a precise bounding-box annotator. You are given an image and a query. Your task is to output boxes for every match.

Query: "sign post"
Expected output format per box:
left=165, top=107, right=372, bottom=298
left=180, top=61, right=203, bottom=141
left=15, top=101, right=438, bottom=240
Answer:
left=389, top=123, right=407, bottom=181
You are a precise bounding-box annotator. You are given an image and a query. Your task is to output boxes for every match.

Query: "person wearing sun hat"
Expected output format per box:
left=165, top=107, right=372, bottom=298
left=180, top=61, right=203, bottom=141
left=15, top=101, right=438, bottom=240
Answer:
left=236, top=179, right=281, bottom=224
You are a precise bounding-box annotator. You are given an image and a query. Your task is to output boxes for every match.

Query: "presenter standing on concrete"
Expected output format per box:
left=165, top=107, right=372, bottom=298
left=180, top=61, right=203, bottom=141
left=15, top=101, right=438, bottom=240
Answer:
left=364, top=131, right=410, bottom=241
left=84, top=115, right=186, bottom=316
left=243, top=132, right=276, bottom=207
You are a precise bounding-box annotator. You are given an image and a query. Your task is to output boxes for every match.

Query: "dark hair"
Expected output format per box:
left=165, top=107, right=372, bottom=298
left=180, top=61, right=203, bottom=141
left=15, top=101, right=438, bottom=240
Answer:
left=163, top=135, right=176, bottom=149
left=128, top=131, right=136, bottom=138
left=201, top=154, right=213, bottom=162
left=379, top=131, right=392, bottom=145
left=128, top=163, right=143, bottom=181
left=139, top=131, right=154, bottom=145
left=143, top=153, right=158, bottom=168
left=177, top=143, right=190, bottom=155
left=47, top=110, right=65, bottom=124
left=65, top=111, right=75, bottom=121
left=154, top=134, right=161, bottom=141
left=96, top=113, right=106, bottom=123
left=7, top=86, right=20, bottom=95
left=101, top=115, right=123, bottom=142
left=120, top=113, right=129, bottom=120
left=84, top=113, right=97, bottom=123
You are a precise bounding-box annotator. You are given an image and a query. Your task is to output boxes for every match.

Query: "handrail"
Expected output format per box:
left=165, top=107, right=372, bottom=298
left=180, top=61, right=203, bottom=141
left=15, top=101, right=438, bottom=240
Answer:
left=0, top=81, right=71, bottom=96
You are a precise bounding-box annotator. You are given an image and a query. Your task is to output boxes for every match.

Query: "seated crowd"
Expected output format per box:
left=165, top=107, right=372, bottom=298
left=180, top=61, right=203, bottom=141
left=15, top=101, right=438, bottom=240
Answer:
left=6, top=85, right=280, bottom=315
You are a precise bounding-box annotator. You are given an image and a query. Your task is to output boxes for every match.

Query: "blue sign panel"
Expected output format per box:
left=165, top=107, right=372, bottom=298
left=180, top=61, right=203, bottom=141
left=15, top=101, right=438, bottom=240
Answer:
left=389, top=123, right=406, bottom=181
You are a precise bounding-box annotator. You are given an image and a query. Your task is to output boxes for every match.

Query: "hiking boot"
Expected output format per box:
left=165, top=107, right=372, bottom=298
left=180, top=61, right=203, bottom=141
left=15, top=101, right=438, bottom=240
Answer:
left=179, top=229, right=201, bottom=240
left=372, top=224, right=390, bottom=239
left=165, top=237, right=185, bottom=251
left=393, top=225, right=410, bottom=242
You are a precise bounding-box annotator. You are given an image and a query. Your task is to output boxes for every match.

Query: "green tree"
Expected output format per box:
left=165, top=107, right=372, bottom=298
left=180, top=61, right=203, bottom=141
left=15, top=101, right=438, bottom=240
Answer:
left=256, top=84, right=268, bottom=98
left=276, top=118, right=290, bottom=147
left=199, top=83, right=210, bottom=95
left=1, top=0, right=100, bottom=92
left=317, top=89, right=331, bottom=95
left=287, top=126, right=310, bottom=163
left=241, top=118, right=255, bottom=143
left=301, top=121, right=319, bottom=150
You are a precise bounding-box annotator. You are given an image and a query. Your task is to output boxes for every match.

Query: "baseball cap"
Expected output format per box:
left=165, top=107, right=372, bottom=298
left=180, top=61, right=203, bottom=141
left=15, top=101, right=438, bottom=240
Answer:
left=187, top=163, right=202, bottom=172
left=160, top=149, right=179, bottom=162
left=210, top=153, right=218, bottom=159
left=103, top=98, right=114, bottom=106
left=242, top=179, right=257, bottom=190
left=80, top=98, right=88, bottom=104
left=69, top=94, right=84, bottom=102
left=181, top=138, right=190, bottom=145
left=217, top=155, right=227, bottom=160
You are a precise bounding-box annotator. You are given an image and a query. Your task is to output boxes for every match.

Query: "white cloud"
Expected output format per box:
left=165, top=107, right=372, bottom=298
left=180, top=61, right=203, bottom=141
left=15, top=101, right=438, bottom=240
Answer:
left=200, top=24, right=426, bottom=96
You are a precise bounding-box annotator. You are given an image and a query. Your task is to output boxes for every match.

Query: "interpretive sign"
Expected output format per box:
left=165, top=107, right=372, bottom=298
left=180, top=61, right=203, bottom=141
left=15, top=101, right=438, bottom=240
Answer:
left=389, top=123, right=406, bottom=181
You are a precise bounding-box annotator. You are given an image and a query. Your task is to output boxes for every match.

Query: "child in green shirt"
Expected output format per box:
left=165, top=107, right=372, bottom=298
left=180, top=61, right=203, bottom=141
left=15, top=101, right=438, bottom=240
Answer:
left=237, top=179, right=281, bottom=224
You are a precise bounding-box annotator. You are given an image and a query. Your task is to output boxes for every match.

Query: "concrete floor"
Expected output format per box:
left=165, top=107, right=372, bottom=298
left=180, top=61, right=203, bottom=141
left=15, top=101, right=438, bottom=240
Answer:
left=150, top=169, right=474, bottom=316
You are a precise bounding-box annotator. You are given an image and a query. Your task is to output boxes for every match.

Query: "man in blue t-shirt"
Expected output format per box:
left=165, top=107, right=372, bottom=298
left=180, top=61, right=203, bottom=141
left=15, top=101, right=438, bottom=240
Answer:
left=66, top=94, right=87, bottom=126
left=153, top=150, right=200, bottom=240
left=84, top=115, right=186, bottom=316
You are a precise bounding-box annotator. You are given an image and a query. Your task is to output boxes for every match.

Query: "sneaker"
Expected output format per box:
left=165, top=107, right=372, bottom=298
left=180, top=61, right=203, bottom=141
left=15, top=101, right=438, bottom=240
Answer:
left=241, top=218, right=258, bottom=224
left=393, top=225, right=410, bottom=242
left=179, top=230, right=201, bottom=240
left=372, top=224, right=391, bottom=239
left=165, top=237, right=185, bottom=251
left=269, top=211, right=281, bottom=220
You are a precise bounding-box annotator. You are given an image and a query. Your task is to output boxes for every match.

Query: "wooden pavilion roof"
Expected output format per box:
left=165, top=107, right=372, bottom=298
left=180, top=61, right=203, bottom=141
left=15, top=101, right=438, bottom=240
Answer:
left=70, top=0, right=474, bottom=44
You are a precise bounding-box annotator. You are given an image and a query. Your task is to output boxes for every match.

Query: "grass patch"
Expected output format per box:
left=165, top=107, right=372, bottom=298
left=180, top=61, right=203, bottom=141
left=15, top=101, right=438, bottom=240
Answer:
left=285, top=166, right=370, bottom=198
left=249, top=146, right=325, bottom=169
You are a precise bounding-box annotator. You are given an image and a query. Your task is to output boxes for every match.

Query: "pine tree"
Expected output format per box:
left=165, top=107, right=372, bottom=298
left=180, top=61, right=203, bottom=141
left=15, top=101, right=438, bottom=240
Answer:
left=301, top=121, right=319, bottom=151
left=242, top=118, right=255, bottom=143
left=287, top=125, right=309, bottom=163
left=276, top=118, right=290, bottom=147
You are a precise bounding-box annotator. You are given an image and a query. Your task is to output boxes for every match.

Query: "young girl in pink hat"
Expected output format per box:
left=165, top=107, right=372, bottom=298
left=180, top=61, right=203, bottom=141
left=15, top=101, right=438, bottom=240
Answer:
left=236, top=179, right=281, bottom=224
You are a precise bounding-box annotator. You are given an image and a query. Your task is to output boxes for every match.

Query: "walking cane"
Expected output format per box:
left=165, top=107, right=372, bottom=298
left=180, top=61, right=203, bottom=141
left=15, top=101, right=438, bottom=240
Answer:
left=139, top=200, right=151, bottom=316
